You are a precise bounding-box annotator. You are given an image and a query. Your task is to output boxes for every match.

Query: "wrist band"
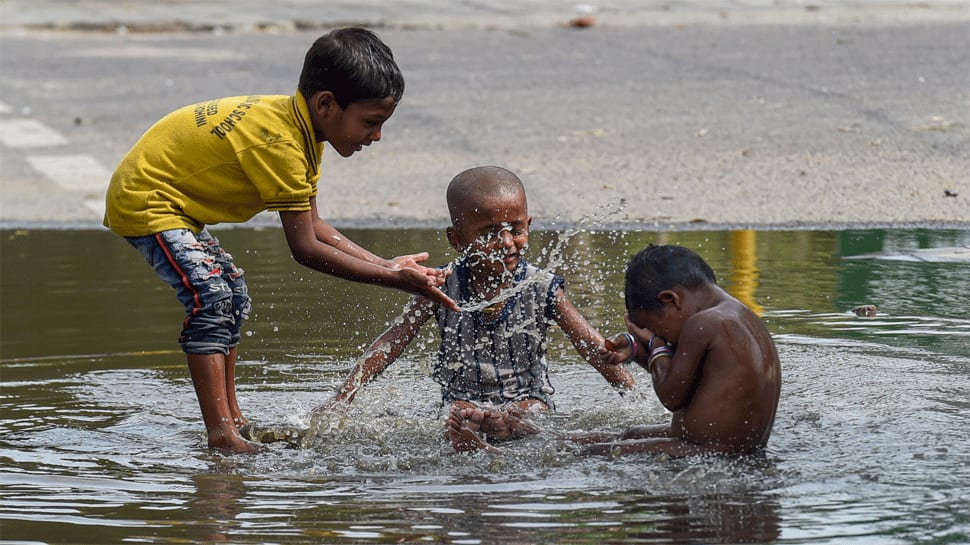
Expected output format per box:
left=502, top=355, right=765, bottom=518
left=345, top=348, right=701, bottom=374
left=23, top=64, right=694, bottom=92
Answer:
left=647, top=345, right=672, bottom=373
left=622, top=332, right=638, bottom=362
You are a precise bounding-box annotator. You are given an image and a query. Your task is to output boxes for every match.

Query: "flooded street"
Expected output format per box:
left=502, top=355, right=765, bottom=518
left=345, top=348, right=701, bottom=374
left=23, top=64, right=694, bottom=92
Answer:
left=3, top=0, right=968, bottom=541
left=2, top=227, right=968, bottom=544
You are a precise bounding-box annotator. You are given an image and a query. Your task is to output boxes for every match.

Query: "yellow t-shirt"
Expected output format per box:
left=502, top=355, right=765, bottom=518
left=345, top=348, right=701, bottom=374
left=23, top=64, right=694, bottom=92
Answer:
left=104, top=91, right=323, bottom=236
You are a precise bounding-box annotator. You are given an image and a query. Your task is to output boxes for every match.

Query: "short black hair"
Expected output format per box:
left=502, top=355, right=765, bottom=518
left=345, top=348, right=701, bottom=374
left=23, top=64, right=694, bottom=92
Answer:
left=625, top=244, right=717, bottom=312
left=298, top=27, right=405, bottom=109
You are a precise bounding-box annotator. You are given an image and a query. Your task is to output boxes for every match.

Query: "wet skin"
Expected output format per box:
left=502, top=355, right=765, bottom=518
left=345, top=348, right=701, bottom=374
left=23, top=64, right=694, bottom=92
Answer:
left=587, top=283, right=781, bottom=457
left=315, top=180, right=634, bottom=453
left=445, top=190, right=531, bottom=298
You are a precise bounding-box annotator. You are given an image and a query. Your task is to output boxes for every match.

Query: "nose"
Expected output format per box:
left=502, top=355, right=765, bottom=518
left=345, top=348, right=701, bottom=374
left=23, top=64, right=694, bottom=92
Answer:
left=370, top=127, right=382, bottom=142
left=498, top=228, right=515, bottom=247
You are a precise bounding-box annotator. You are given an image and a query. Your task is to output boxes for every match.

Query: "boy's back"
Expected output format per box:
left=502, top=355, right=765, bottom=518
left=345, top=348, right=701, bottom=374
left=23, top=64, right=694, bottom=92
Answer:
left=105, top=94, right=319, bottom=236
left=671, top=295, right=780, bottom=454
left=573, top=244, right=781, bottom=458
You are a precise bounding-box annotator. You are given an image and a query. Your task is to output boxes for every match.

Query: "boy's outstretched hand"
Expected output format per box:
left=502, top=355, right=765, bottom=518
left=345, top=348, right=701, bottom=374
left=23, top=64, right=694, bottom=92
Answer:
left=388, top=252, right=459, bottom=311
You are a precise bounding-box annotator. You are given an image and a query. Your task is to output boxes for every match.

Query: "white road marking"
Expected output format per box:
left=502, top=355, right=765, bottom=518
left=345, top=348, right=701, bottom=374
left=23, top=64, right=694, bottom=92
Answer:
left=1, top=106, right=111, bottom=219
left=27, top=154, right=112, bottom=194
left=85, top=197, right=106, bottom=219
left=73, top=46, right=245, bottom=61
left=0, top=119, right=69, bottom=147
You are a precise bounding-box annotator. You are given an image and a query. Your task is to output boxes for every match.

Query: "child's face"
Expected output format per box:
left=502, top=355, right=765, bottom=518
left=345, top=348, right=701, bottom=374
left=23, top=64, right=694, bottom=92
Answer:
left=314, top=94, right=397, bottom=156
left=448, top=192, right=531, bottom=279
left=630, top=298, right=685, bottom=346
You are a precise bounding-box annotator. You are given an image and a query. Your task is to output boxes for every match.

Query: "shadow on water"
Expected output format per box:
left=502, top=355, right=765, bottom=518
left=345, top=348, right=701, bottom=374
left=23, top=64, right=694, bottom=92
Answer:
left=2, top=227, right=968, bottom=544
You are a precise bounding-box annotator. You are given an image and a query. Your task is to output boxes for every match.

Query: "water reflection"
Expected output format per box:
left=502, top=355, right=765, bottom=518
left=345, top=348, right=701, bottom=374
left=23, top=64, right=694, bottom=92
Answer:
left=1, top=226, right=969, bottom=544
left=728, top=229, right=763, bottom=315
left=190, top=473, right=247, bottom=543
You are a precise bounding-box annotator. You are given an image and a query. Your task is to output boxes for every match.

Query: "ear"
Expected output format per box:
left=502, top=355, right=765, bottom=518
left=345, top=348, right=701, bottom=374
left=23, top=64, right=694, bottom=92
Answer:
left=312, top=91, right=337, bottom=117
left=657, top=289, right=681, bottom=310
left=446, top=226, right=462, bottom=252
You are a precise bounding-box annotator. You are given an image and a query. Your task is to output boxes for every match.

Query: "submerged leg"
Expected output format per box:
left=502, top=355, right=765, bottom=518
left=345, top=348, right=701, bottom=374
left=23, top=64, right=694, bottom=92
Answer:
left=564, top=424, right=670, bottom=445
left=582, top=436, right=710, bottom=458
left=563, top=431, right=622, bottom=445
left=186, top=353, right=262, bottom=454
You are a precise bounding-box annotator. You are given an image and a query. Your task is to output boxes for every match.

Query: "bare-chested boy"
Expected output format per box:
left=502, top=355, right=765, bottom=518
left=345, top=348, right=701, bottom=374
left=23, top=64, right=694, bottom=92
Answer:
left=314, top=166, right=634, bottom=452
left=567, top=244, right=781, bottom=457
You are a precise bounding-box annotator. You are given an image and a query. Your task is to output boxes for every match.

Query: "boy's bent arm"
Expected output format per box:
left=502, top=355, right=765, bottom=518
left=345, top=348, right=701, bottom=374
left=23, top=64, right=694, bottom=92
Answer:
left=634, top=316, right=708, bottom=411
left=279, top=208, right=458, bottom=311
left=554, top=290, right=635, bottom=391
left=308, top=199, right=389, bottom=266
left=317, top=297, right=434, bottom=410
left=308, top=201, right=437, bottom=273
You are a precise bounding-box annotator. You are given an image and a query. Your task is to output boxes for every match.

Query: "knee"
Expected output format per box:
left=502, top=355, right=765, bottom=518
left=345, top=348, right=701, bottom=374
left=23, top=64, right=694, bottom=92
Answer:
left=181, top=295, right=236, bottom=353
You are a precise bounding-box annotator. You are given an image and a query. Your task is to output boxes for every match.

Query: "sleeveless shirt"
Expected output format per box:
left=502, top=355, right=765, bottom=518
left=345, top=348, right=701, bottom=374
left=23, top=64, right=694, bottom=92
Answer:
left=432, top=259, right=564, bottom=409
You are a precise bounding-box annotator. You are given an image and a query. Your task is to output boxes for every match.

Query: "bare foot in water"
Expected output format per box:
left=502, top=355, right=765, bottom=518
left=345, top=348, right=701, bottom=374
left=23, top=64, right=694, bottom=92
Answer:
left=208, top=427, right=265, bottom=455
left=446, top=406, right=501, bottom=454
left=475, top=404, right=542, bottom=441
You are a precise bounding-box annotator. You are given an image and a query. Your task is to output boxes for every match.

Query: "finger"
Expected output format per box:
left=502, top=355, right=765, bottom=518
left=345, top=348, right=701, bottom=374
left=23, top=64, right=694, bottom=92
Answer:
left=625, top=315, right=648, bottom=334
left=427, top=286, right=460, bottom=312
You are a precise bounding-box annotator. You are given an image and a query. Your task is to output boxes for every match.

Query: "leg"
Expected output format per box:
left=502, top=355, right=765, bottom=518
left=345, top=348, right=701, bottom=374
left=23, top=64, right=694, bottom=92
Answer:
left=564, top=424, right=671, bottom=449
left=186, top=353, right=262, bottom=454
left=199, top=229, right=251, bottom=430
left=130, top=229, right=259, bottom=455
left=618, top=424, right=672, bottom=440
left=577, top=423, right=711, bottom=457
left=563, top=431, right=622, bottom=445
left=583, top=436, right=710, bottom=458
left=224, top=346, right=247, bottom=428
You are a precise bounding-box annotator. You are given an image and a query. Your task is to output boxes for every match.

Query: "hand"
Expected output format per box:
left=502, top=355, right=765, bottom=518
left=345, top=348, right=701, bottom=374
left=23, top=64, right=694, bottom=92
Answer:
left=388, top=253, right=448, bottom=284
left=390, top=253, right=459, bottom=311
left=624, top=314, right=659, bottom=356
left=601, top=333, right=635, bottom=365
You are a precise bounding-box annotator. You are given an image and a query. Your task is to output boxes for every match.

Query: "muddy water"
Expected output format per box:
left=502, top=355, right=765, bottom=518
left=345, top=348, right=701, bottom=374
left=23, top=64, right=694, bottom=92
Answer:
left=2, top=227, right=968, bottom=544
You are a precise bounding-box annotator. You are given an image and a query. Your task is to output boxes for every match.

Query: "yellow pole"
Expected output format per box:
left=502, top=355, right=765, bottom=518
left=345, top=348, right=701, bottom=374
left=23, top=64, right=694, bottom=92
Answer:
left=728, top=230, right=763, bottom=315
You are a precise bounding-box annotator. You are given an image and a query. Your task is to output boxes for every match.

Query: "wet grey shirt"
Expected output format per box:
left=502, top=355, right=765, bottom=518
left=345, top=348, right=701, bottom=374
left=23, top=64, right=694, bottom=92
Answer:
left=433, top=259, right=564, bottom=409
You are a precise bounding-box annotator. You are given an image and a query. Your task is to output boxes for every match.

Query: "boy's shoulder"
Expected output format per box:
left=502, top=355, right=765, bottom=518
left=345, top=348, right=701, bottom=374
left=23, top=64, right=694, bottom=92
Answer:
left=694, top=296, right=769, bottom=340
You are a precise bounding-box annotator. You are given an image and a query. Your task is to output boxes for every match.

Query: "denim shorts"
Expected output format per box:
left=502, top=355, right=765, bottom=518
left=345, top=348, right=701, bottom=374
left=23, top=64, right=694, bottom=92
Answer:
left=127, top=229, right=251, bottom=355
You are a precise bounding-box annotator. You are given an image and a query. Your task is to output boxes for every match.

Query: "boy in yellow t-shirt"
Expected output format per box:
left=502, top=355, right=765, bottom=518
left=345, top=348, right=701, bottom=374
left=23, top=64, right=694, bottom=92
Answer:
left=104, top=27, right=457, bottom=454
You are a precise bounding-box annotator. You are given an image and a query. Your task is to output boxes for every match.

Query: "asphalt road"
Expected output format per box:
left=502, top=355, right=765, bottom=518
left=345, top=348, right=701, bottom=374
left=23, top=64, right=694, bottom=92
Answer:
left=1, top=2, right=967, bottom=230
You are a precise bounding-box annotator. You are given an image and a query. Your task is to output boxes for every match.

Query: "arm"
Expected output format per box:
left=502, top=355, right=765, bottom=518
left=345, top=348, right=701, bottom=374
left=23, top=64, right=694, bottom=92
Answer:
left=279, top=202, right=458, bottom=311
left=625, top=314, right=707, bottom=411
left=314, top=297, right=435, bottom=412
left=308, top=199, right=391, bottom=266
left=554, top=289, right=635, bottom=391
